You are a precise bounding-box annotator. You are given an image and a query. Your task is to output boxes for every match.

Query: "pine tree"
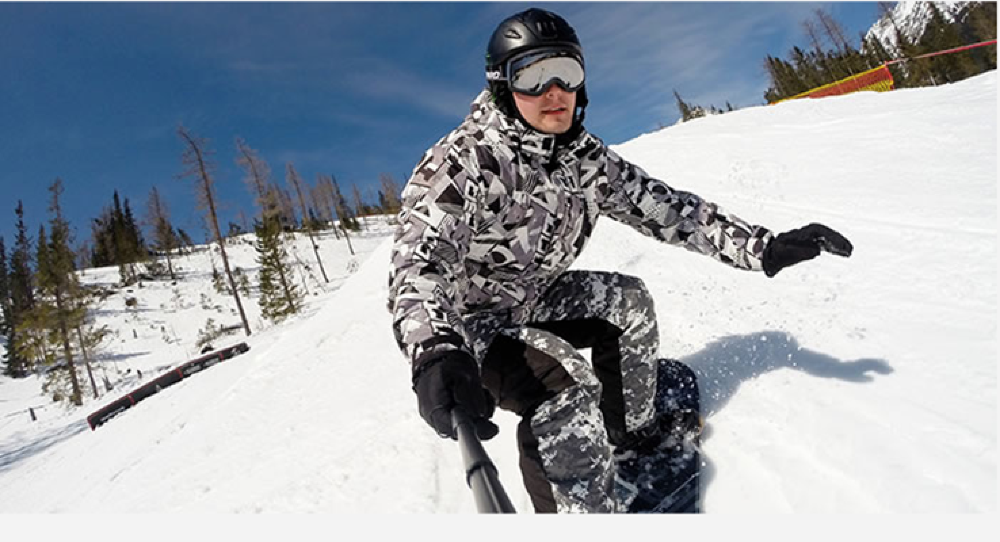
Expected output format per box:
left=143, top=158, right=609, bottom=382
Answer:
left=672, top=90, right=693, bottom=121
left=922, top=2, right=979, bottom=83
left=176, top=228, right=195, bottom=255
left=111, top=191, right=133, bottom=284
left=863, top=34, right=894, bottom=67
left=34, top=181, right=85, bottom=405
left=0, top=236, right=18, bottom=377
left=178, top=125, right=252, bottom=337
left=90, top=206, right=116, bottom=268
left=10, top=202, right=35, bottom=312
left=965, top=2, right=996, bottom=70
left=254, top=214, right=302, bottom=323
left=790, top=46, right=824, bottom=90
left=6, top=202, right=35, bottom=376
left=122, top=196, right=148, bottom=271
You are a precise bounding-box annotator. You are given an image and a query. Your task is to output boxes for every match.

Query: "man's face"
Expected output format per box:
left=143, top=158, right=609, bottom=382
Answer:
left=512, top=85, right=577, bottom=135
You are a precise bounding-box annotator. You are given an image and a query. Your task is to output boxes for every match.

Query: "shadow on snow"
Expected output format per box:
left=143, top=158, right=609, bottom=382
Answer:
left=677, top=329, right=893, bottom=510
left=0, top=420, right=89, bottom=475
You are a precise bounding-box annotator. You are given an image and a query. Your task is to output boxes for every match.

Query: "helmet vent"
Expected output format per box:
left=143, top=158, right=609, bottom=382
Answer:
left=536, top=20, right=558, bottom=38
left=504, top=28, right=522, bottom=39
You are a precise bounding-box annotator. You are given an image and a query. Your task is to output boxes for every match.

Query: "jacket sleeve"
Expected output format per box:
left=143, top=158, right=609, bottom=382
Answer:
left=594, top=141, right=774, bottom=271
left=388, top=144, right=480, bottom=376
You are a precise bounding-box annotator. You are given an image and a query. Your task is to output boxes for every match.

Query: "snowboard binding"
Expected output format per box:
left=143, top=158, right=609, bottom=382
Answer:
left=615, top=358, right=703, bottom=513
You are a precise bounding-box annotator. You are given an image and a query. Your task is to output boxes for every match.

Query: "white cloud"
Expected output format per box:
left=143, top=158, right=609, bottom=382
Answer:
left=558, top=2, right=819, bottom=124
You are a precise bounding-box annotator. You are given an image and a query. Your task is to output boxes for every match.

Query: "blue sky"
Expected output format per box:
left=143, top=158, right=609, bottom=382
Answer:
left=0, top=1, right=882, bottom=251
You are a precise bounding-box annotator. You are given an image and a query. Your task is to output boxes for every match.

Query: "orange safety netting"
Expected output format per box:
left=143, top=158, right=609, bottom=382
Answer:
left=771, top=64, right=895, bottom=105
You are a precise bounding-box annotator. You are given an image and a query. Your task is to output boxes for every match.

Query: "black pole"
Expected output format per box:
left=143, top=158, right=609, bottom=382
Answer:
left=451, top=409, right=516, bottom=514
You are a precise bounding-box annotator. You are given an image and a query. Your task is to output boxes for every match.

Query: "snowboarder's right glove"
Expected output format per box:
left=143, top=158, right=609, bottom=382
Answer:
left=762, top=223, right=853, bottom=277
left=413, top=351, right=499, bottom=441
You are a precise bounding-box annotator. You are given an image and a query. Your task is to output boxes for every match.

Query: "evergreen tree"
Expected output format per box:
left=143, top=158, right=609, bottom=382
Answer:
left=34, top=180, right=85, bottom=405
left=863, top=34, right=894, bottom=67
left=10, top=202, right=35, bottom=311
left=95, top=191, right=147, bottom=285
left=922, top=2, right=979, bottom=83
left=122, top=197, right=147, bottom=262
left=112, top=191, right=131, bottom=283
left=254, top=215, right=302, bottom=322
left=672, top=89, right=693, bottom=121
left=965, top=2, right=996, bottom=70
left=6, top=202, right=35, bottom=376
left=176, top=228, right=195, bottom=254
left=90, top=206, right=116, bottom=268
left=790, top=46, right=824, bottom=90
left=0, top=236, right=20, bottom=377
left=900, top=24, right=936, bottom=87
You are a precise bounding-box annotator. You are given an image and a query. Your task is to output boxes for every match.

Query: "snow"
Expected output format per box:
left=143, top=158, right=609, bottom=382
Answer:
left=1, top=72, right=996, bottom=537
left=865, top=1, right=966, bottom=56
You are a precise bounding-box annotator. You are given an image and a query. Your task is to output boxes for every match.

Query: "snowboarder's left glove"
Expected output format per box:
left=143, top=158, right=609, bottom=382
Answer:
left=763, top=223, right=853, bottom=277
left=412, top=351, right=499, bottom=441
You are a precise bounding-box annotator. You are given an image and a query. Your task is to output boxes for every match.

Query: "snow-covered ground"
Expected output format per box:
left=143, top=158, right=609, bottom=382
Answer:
left=2, top=72, right=996, bottom=537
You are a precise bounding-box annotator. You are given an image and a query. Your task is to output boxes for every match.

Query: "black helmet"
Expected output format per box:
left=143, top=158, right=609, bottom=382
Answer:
left=485, top=8, right=589, bottom=123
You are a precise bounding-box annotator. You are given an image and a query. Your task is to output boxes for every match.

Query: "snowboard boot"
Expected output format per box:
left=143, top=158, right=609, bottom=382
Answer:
left=614, top=358, right=702, bottom=513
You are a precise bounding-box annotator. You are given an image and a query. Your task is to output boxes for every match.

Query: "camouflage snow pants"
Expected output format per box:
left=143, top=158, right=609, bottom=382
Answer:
left=478, top=270, right=660, bottom=513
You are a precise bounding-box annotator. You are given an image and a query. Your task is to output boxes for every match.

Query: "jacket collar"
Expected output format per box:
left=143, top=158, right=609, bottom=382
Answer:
left=468, top=90, right=575, bottom=163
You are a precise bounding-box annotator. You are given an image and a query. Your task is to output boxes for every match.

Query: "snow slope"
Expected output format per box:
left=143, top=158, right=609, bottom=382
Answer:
left=1, top=72, right=996, bottom=534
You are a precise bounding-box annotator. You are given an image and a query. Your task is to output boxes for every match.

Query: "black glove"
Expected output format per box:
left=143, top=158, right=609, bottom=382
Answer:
left=413, top=351, right=499, bottom=441
left=762, top=223, right=853, bottom=278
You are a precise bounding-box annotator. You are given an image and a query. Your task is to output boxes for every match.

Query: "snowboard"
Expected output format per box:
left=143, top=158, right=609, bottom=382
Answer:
left=615, top=358, right=703, bottom=513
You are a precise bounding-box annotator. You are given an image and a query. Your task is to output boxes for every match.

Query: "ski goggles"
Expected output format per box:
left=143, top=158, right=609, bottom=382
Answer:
left=501, top=49, right=586, bottom=95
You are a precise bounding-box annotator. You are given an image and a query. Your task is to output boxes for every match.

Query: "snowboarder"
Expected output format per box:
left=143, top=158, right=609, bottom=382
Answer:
left=387, top=7, right=852, bottom=513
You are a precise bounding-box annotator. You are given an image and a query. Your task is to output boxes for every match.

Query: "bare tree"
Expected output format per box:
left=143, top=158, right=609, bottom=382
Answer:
left=286, top=163, right=329, bottom=283
left=145, top=185, right=177, bottom=280
left=276, top=186, right=296, bottom=231
left=351, top=183, right=368, bottom=232
left=235, top=138, right=278, bottom=219
left=801, top=19, right=833, bottom=79
left=815, top=7, right=852, bottom=56
left=379, top=173, right=402, bottom=217
left=311, top=176, right=340, bottom=239
left=815, top=7, right=857, bottom=78
left=177, top=125, right=251, bottom=337
left=321, top=174, right=354, bottom=255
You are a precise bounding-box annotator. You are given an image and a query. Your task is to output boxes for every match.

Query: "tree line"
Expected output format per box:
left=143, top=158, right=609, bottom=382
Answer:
left=763, top=2, right=996, bottom=104
left=0, top=127, right=405, bottom=404
left=672, top=2, right=996, bottom=121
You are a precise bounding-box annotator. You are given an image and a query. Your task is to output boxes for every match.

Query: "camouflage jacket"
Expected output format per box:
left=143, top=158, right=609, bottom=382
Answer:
left=388, top=90, right=774, bottom=374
